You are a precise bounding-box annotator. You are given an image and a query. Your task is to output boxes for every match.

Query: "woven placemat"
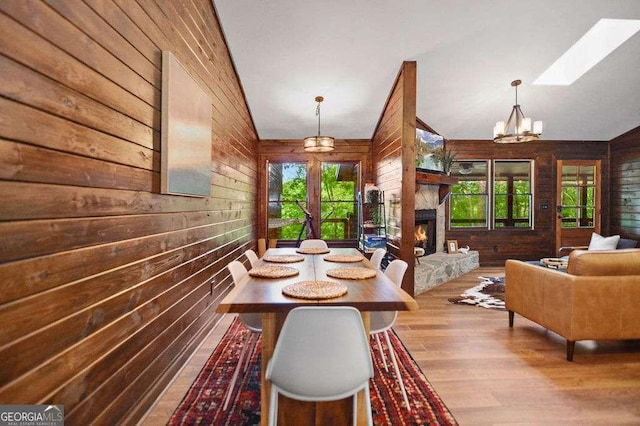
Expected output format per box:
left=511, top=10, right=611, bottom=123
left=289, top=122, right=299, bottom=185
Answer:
left=262, top=254, right=305, bottom=263
left=296, top=247, right=331, bottom=254
left=326, top=267, right=377, bottom=280
left=282, top=281, right=348, bottom=300
left=248, top=265, right=299, bottom=278
left=323, top=254, right=365, bottom=263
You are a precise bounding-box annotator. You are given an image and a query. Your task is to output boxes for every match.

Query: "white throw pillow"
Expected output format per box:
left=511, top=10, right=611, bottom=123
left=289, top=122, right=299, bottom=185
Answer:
left=588, top=232, right=620, bottom=251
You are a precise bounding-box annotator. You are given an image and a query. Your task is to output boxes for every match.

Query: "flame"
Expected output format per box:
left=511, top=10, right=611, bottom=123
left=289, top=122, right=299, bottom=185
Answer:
left=414, top=225, right=427, bottom=242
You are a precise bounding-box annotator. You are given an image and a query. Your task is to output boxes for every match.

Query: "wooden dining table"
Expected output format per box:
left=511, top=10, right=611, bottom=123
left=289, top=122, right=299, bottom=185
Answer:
left=216, top=247, right=418, bottom=426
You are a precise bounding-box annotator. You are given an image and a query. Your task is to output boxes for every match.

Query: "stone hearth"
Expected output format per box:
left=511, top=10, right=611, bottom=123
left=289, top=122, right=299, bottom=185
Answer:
left=414, top=251, right=479, bottom=295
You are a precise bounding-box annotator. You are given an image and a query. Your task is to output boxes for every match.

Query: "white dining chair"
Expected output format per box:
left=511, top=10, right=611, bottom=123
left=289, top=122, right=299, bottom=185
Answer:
left=223, top=261, right=262, bottom=410
left=369, top=259, right=410, bottom=411
left=266, top=306, right=374, bottom=426
left=369, top=248, right=386, bottom=270
left=298, top=239, right=328, bottom=249
left=244, top=249, right=260, bottom=268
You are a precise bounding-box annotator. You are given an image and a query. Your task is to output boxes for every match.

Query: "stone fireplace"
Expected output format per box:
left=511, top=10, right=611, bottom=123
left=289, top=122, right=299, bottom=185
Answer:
left=415, top=184, right=446, bottom=253
left=414, top=209, right=436, bottom=255
left=414, top=182, right=479, bottom=294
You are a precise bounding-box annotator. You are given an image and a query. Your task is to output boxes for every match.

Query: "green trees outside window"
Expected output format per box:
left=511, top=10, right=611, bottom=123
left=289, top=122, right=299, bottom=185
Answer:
left=450, top=160, right=533, bottom=229
left=450, top=161, right=488, bottom=228
left=268, top=162, right=358, bottom=241
left=268, top=163, right=308, bottom=240
left=320, top=163, right=358, bottom=240
left=559, top=165, right=595, bottom=228
left=493, top=161, right=532, bottom=228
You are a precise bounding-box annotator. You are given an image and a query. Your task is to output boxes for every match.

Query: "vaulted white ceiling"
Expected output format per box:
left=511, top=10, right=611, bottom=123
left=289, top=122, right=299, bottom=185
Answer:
left=213, top=0, right=640, bottom=142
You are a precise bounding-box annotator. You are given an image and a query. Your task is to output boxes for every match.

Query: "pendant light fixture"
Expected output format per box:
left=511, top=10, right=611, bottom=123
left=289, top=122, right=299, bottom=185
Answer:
left=304, top=96, right=335, bottom=152
left=493, top=80, right=543, bottom=143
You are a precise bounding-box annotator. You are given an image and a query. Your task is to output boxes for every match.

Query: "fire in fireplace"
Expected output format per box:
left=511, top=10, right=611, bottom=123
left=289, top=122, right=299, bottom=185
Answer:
left=415, top=209, right=436, bottom=256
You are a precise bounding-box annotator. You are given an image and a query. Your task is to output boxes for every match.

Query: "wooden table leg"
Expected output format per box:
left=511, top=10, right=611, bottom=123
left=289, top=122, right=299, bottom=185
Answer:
left=261, top=312, right=279, bottom=426
left=357, top=312, right=370, bottom=426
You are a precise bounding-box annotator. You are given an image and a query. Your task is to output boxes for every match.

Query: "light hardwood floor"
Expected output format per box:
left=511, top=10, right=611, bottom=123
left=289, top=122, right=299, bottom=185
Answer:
left=141, top=267, right=640, bottom=425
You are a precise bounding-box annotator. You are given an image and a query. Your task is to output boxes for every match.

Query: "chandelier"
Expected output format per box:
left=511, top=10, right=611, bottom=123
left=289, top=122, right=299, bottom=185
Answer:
left=493, top=80, right=543, bottom=143
left=303, top=96, right=335, bottom=152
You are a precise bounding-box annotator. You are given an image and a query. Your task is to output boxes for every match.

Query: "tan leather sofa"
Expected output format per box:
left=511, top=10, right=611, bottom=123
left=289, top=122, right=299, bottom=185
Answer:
left=505, top=248, right=640, bottom=361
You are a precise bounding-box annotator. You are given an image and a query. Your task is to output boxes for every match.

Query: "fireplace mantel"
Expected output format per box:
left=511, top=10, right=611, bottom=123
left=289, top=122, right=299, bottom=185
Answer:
left=415, top=170, right=458, bottom=185
left=415, top=170, right=459, bottom=203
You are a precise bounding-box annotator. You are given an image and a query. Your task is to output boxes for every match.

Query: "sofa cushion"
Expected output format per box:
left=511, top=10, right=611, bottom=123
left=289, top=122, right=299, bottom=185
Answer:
left=567, top=249, right=640, bottom=276
left=617, top=238, right=638, bottom=249
left=587, top=232, right=620, bottom=251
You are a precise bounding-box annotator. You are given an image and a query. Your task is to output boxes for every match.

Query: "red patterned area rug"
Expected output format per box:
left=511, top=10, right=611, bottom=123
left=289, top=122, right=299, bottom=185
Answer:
left=169, top=318, right=457, bottom=425
left=448, top=276, right=506, bottom=310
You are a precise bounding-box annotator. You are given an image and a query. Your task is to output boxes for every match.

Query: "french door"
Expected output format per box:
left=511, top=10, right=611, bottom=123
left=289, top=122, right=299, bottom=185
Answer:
left=555, top=160, right=601, bottom=254
left=267, top=160, right=359, bottom=245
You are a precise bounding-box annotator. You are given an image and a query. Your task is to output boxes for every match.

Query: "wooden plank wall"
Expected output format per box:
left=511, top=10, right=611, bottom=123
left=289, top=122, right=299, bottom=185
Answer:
left=609, top=125, right=640, bottom=240
left=0, top=1, right=258, bottom=423
left=445, top=139, right=608, bottom=266
left=371, top=61, right=416, bottom=294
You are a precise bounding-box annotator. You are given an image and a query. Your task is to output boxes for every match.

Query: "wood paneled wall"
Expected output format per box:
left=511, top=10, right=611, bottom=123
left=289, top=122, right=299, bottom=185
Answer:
left=609, top=125, right=640, bottom=240
left=0, top=1, right=257, bottom=423
left=371, top=62, right=416, bottom=294
left=445, top=139, right=608, bottom=266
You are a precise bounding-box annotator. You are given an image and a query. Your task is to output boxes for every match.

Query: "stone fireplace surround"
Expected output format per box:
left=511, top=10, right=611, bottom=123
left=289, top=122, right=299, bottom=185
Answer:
left=414, top=184, right=479, bottom=294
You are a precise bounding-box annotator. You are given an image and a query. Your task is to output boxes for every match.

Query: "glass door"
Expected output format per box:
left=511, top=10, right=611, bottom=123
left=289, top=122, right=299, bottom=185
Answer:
left=267, top=161, right=360, bottom=245
left=267, top=162, right=310, bottom=243
left=555, top=160, right=601, bottom=253
left=320, top=163, right=359, bottom=241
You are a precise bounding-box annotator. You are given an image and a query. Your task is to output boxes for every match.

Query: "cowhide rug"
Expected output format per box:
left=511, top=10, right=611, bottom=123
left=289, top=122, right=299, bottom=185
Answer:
left=448, top=276, right=505, bottom=310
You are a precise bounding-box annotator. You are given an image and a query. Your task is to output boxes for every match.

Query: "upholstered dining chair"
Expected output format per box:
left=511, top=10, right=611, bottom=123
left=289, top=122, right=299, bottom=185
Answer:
left=298, top=239, right=329, bottom=249
left=369, top=248, right=386, bottom=270
left=244, top=249, right=260, bottom=268
left=370, top=259, right=410, bottom=411
left=223, top=261, right=262, bottom=410
left=266, top=306, right=374, bottom=426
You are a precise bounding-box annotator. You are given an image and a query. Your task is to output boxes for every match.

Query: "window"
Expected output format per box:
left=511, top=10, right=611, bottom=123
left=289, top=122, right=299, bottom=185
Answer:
left=493, top=161, right=533, bottom=228
left=449, top=160, right=533, bottom=229
left=320, top=163, right=358, bottom=240
left=559, top=164, right=595, bottom=228
left=267, top=161, right=359, bottom=243
left=268, top=163, right=308, bottom=240
left=450, top=161, right=488, bottom=228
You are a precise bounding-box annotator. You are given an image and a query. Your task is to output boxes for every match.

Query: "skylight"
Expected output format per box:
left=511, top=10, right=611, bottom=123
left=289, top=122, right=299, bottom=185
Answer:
left=533, top=19, right=640, bottom=86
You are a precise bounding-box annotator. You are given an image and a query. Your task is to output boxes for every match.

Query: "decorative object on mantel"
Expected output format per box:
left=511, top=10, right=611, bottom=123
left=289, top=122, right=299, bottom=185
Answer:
left=415, top=124, right=445, bottom=173
left=457, top=245, right=470, bottom=254
left=432, top=148, right=457, bottom=175
left=493, top=79, right=543, bottom=143
left=415, top=135, right=431, bottom=167
left=303, top=96, right=335, bottom=152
